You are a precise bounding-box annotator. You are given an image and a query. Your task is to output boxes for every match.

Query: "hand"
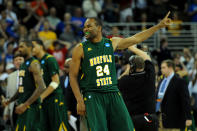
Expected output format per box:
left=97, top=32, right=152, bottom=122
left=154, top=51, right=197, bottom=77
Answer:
left=67, top=111, right=71, bottom=120
left=1, top=96, right=9, bottom=107
left=15, top=103, right=28, bottom=114
left=185, top=119, right=192, bottom=127
left=77, top=101, right=86, bottom=116
left=40, top=96, right=44, bottom=103
left=3, top=114, right=9, bottom=121
left=157, top=11, right=172, bottom=28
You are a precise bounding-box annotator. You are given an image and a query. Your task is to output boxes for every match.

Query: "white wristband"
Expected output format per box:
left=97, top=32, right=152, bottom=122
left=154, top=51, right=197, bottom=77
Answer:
left=49, top=81, right=58, bottom=89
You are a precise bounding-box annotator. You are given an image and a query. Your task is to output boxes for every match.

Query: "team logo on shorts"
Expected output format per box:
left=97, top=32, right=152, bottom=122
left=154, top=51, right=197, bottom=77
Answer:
left=105, top=43, right=110, bottom=47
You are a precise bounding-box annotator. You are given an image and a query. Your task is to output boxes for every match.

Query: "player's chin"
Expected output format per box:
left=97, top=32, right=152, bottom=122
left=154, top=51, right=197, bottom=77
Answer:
left=85, top=35, right=90, bottom=39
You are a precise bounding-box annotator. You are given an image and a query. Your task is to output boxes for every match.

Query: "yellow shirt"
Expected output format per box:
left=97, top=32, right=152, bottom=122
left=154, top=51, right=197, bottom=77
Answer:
left=38, top=31, right=57, bottom=50
left=168, top=20, right=182, bottom=36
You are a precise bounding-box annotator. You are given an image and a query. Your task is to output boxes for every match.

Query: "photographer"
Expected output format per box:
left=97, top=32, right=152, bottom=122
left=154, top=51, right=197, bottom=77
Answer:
left=118, top=46, right=158, bottom=131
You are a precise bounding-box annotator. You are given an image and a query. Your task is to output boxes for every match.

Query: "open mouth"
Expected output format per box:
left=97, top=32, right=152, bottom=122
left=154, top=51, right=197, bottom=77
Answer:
left=85, top=32, right=90, bottom=37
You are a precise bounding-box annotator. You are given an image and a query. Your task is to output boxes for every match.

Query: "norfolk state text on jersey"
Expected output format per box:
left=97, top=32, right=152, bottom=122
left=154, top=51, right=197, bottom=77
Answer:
left=89, top=55, right=113, bottom=87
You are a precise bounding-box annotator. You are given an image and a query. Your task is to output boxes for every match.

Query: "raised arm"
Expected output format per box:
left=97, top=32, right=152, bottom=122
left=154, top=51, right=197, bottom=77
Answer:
left=15, top=61, right=46, bottom=114
left=69, top=44, right=85, bottom=115
left=112, top=11, right=172, bottom=50
left=128, top=46, right=151, bottom=61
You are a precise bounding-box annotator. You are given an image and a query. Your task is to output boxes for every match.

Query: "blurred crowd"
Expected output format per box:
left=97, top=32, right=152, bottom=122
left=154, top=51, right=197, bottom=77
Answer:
left=0, top=0, right=197, bottom=130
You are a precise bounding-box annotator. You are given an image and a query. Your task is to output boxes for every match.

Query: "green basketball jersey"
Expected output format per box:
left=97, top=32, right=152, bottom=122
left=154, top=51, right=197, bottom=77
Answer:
left=79, top=37, right=118, bottom=93
left=17, top=57, right=40, bottom=105
left=40, top=53, right=62, bottom=97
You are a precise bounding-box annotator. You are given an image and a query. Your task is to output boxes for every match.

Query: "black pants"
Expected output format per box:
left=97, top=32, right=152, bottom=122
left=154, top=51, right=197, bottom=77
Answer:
left=131, top=114, right=158, bottom=131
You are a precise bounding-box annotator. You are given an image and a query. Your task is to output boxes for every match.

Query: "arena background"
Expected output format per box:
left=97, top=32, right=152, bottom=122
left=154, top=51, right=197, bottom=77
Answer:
left=0, top=0, right=197, bottom=130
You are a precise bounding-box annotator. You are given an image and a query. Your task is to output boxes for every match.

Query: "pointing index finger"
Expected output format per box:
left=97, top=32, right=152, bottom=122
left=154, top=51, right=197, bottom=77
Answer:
left=165, top=11, right=170, bottom=18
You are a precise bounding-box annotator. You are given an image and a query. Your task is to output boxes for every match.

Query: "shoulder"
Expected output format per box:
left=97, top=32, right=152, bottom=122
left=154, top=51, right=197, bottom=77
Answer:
left=8, top=71, right=18, bottom=78
left=144, top=60, right=154, bottom=71
left=31, top=58, right=40, bottom=64
left=44, top=54, right=57, bottom=63
left=172, top=74, right=185, bottom=84
left=72, top=43, right=84, bottom=59
left=111, top=37, right=122, bottom=43
left=46, top=54, right=55, bottom=60
left=145, top=60, right=153, bottom=65
left=111, top=37, right=123, bottom=50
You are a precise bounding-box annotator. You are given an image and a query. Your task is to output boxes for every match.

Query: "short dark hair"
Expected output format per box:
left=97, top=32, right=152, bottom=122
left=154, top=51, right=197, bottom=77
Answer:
left=162, top=59, right=175, bottom=70
left=129, top=55, right=145, bottom=71
left=32, top=39, right=45, bottom=50
left=13, top=53, right=23, bottom=59
left=21, top=39, right=33, bottom=48
left=6, top=41, right=14, bottom=48
left=88, top=17, right=102, bottom=27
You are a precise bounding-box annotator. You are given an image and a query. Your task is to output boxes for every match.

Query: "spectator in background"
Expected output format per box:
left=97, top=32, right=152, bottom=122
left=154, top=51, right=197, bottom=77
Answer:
left=82, top=0, right=102, bottom=18
left=28, top=29, right=39, bottom=40
left=175, top=63, right=189, bottom=82
left=56, top=12, right=72, bottom=37
left=48, top=41, right=67, bottom=69
left=173, top=53, right=189, bottom=82
left=152, top=38, right=172, bottom=69
left=0, top=72, right=8, bottom=130
left=188, top=56, right=197, bottom=127
left=0, top=38, right=6, bottom=62
left=46, top=7, right=60, bottom=31
left=59, top=24, right=77, bottom=45
left=167, top=11, right=182, bottom=36
left=156, top=59, right=192, bottom=130
left=133, top=0, right=147, bottom=22
left=3, top=53, right=24, bottom=130
left=149, top=0, right=168, bottom=22
left=107, top=26, right=123, bottom=39
left=71, top=7, right=86, bottom=39
left=0, top=9, right=17, bottom=39
left=188, top=0, right=197, bottom=22
left=5, top=0, right=18, bottom=28
left=119, top=46, right=158, bottom=131
left=4, top=42, right=14, bottom=64
left=0, top=19, right=8, bottom=40
left=60, top=58, right=80, bottom=131
left=5, top=63, right=14, bottom=74
left=0, top=61, right=6, bottom=78
left=38, top=20, right=57, bottom=50
left=120, top=6, right=133, bottom=22
left=101, top=0, right=119, bottom=22
left=17, top=25, right=28, bottom=41
left=139, top=12, right=148, bottom=31
left=31, top=0, right=48, bottom=17
left=181, top=48, right=194, bottom=74
left=22, top=2, right=39, bottom=30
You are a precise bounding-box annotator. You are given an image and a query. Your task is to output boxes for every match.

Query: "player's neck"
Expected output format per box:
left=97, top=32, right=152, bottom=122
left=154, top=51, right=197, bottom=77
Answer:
left=91, top=34, right=102, bottom=43
left=37, top=51, right=45, bottom=60
left=25, top=54, right=32, bottom=60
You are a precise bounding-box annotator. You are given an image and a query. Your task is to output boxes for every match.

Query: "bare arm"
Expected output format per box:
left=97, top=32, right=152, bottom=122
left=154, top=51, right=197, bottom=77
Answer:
left=128, top=46, right=151, bottom=61
left=188, top=9, right=197, bottom=16
left=7, top=91, right=19, bottom=104
left=118, top=64, right=130, bottom=79
left=1, top=91, right=19, bottom=107
left=0, top=24, right=8, bottom=39
left=40, top=3, right=48, bottom=14
left=23, top=61, right=46, bottom=107
left=69, top=44, right=84, bottom=103
left=23, top=12, right=33, bottom=23
left=40, top=74, right=59, bottom=101
left=112, top=12, right=172, bottom=50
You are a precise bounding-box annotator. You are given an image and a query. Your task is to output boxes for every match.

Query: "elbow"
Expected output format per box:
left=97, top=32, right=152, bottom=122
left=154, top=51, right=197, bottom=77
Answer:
left=133, top=37, right=141, bottom=44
